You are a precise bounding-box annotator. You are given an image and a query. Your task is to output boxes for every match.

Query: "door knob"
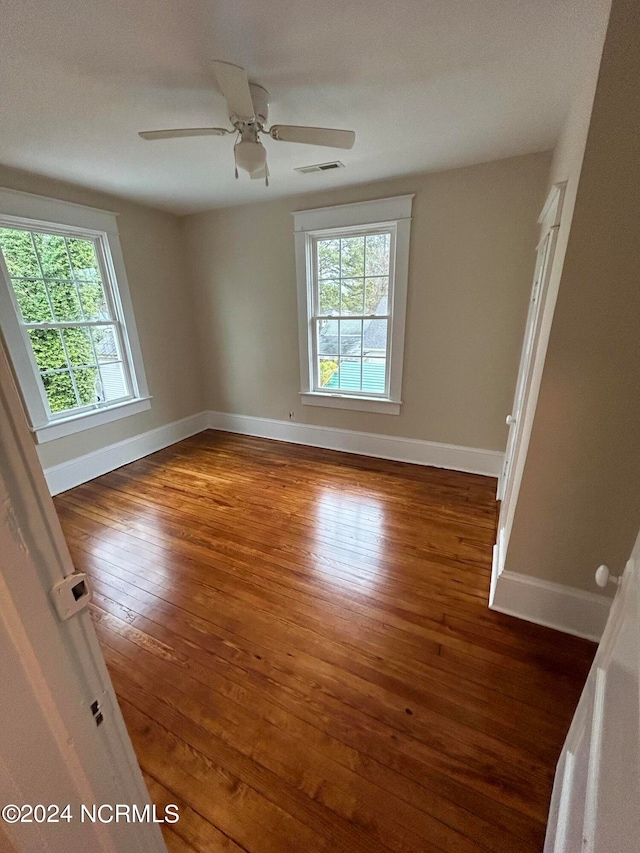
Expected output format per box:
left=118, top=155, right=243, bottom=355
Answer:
left=595, top=565, right=621, bottom=588
left=506, top=414, right=516, bottom=426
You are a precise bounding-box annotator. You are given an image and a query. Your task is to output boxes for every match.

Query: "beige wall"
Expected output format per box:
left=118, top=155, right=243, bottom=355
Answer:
left=183, top=152, right=550, bottom=452
left=0, top=165, right=204, bottom=469
left=505, top=0, right=640, bottom=590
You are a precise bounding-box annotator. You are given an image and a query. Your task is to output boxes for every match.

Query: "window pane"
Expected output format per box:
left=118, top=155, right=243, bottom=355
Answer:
left=363, top=318, right=388, bottom=356
left=33, top=233, right=72, bottom=279
left=317, top=238, right=340, bottom=279
left=340, top=278, right=364, bottom=315
left=338, top=357, right=363, bottom=391
left=365, top=233, right=390, bottom=276
left=365, top=277, right=389, bottom=315
left=340, top=318, right=362, bottom=356
left=92, top=325, right=120, bottom=362
left=317, top=318, right=339, bottom=356
left=47, top=279, right=82, bottom=321
left=319, top=357, right=339, bottom=388
left=93, top=326, right=128, bottom=400
left=74, top=367, right=100, bottom=406
left=62, top=327, right=95, bottom=367
left=340, top=236, right=364, bottom=278
left=42, top=371, right=77, bottom=413
left=0, top=228, right=40, bottom=277
left=318, top=279, right=340, bottom=315
left=98, top=362, right=128, bottom=402
left=78, top=279, right=109, bottom=321
left=28, top=329, right=66, bottom=371
left=12, top=278, right=53, bottom=322
left=363, top=358, right=387, bottom=394
left=69, top=238, right=110, bottom=320
left=67, top=238, right=101, bottom=281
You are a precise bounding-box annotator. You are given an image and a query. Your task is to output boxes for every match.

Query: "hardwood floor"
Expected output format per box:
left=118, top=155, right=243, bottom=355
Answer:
left=54, top=431, right=596, bottom=853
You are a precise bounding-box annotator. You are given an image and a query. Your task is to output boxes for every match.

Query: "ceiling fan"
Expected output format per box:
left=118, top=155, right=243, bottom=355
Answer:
left=139, top=61, right=356, bottom=185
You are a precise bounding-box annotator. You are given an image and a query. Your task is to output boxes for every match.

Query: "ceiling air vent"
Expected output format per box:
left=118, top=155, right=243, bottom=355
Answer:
left=295, top=161, right=345, bottom=174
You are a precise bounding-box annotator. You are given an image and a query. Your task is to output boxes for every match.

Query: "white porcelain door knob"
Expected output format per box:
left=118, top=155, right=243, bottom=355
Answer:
left=595, top=564, right=620, bottom=588
left=506, top=414, right=516, bottom=426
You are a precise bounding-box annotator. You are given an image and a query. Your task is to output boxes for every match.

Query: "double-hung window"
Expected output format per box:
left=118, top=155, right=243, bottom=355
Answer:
left=294, top=195, right=413, bottom=414
left=0, top=189, right=150, bottom=442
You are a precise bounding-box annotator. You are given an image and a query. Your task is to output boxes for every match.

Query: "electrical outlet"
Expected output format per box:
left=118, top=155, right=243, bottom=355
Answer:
left=288, top=411, right=295, bottom=420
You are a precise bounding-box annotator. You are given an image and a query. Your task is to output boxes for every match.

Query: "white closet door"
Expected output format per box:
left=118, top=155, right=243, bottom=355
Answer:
left=544, top=559, right=640, bottom=852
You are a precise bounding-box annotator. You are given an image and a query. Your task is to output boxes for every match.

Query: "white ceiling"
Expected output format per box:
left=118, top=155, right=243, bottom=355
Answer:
left=0, top=0, right=605, bottom=214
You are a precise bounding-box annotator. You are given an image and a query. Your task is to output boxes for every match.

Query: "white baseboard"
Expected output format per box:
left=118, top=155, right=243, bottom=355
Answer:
left=42, top=411, right=209, bottom=495
left=490, top=567, right=611, bottom=642
left=206, top=410, right=503, bottom=477
left=42, top=408, right=502, bottom=496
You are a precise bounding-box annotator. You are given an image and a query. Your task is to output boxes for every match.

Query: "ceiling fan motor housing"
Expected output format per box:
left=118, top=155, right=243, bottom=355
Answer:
left=229, top=83, right=269, bottom=127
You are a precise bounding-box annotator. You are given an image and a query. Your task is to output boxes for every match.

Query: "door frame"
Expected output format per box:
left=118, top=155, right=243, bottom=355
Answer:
left=0, top=338, right=165, bottom=852
left=491, top=182, right=566, bottom=601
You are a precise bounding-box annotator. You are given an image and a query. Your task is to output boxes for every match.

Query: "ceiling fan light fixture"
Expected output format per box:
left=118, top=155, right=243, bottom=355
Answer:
left=234, top=139, right=267, bottom=176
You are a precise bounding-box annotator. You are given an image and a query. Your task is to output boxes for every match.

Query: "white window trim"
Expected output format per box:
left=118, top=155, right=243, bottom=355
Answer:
left=293, top=194, right=413, bottom=415
left=0, top=187, right=150, bottom=443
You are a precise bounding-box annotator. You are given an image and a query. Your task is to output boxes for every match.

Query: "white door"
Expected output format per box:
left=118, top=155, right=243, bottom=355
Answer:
left=497, top=226, right=552, bottom=501
left=492, top=183, right=566, bottom=587
left=544, top=557, right=640, bottom=852
left=0, top=342, right=166, bottom=853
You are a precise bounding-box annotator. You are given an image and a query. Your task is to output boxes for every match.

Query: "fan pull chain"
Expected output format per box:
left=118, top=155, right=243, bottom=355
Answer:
left=234, top=136, right=239, bottom=179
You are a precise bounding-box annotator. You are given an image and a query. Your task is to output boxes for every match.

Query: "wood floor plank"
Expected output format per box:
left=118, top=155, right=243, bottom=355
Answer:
left=79, top=551, right=566, bottom=764
left=143, top=773, right=248, bottom=852
left=54, top=431, right=595, bottom=853
left=60, top=512, right=584, bottom=718
left=112, top=659, right=455, bottom=853
left=121, top=700, right=344, bottom=853
left=88, top=584, right=550, bottom=819
left=99, top=613, right=542, bottom=852
left=58, top=490, right=588, bottom=682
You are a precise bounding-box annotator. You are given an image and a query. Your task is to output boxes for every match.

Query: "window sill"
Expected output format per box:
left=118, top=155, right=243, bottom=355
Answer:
left=32, top=396, right=152, bottom=444
left=300, top=392, right=401, bottom=415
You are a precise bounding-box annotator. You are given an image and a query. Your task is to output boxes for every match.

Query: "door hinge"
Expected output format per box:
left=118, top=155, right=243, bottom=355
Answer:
left=90, top=699, right=104, bottom=727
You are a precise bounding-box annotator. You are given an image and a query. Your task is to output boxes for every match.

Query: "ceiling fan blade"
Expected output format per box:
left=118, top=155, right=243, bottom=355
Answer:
left=269, top=125, right=355, bottom=149
left=212, top=60, right=255, bottom=120
left=139, top=128, right=229, bottom=140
